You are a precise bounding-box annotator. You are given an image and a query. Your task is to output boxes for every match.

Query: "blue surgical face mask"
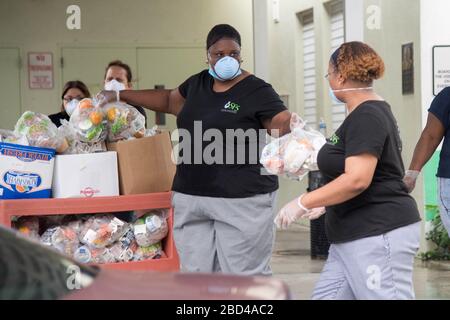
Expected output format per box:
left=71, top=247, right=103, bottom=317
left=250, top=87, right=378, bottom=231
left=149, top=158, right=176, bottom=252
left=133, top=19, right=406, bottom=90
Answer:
left=328, top=86, right=374, bottom=104
left=208, top=56, right=242, bottom=81
left=329, top=87, right=344, bottom=104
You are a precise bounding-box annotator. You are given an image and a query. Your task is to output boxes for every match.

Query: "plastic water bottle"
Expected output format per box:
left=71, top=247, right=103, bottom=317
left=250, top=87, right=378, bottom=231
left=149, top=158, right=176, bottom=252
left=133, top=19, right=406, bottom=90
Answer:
left=319, top=118, right=327, bottom=137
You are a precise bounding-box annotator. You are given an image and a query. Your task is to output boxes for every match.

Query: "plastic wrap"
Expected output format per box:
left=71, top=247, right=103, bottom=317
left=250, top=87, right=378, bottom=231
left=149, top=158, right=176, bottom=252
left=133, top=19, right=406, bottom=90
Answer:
left=40, top=226, right=80, bottom=257
left=58, top=120, right=107, bottom=154
left=260, top=113, right=326, bottom=181
left=105, top=103, right=146, bottom=142
left=133, top=242, right=162, bottom=261
left=69, top=99, right=107, bottom=144
left=108, top=228, right=138, bottom=263
left=0, top=129, right=28, bottom=145
left=14, top=216, right=40, bottom=241
left=133, top=210, right=169, bottom=247
left=79, top=215, right=129, bottom=249
left=14, top=111, right=68, bottom=152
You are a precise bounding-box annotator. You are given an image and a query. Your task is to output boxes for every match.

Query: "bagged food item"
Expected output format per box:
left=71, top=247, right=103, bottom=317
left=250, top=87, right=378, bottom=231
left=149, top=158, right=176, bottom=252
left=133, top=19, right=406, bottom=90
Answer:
left=105, top=226, right=136, bottom=262
left=105, top=103, right=146, bottom=142
left=79, top=215, right=129, bottom=249
left=89, top=247, right=116, bottom=264
left=58, top=120, right=107, bottom=154
left=14, top=216, right=40, bottom=241
left=14, top=111, right=68, bottom=153
left=0, top=129, right=28, bottom=145
left=133, top=210, right=169, bottom=247
left=70, top=99, right=107, bottom=144
left=39, top=215, right=66, bottom=232
left=133, top=242, right=162, bottom=261
left=40, top=226, right=80, bottom=257
left=74, top=245, right=92, bottom=264
left=260, top=113, right=326, bottom=181
left=144, top=126, right=162, bottom=138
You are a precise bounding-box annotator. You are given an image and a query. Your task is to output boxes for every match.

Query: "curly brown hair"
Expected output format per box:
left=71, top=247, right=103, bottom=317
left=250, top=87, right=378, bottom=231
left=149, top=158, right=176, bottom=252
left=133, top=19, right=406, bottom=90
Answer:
left=330, top=42, right=385, bottom=83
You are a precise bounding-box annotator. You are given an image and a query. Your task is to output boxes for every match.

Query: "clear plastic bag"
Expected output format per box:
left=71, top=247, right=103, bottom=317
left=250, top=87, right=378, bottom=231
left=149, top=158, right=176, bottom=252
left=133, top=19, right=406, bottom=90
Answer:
left=58, top=121, right=107, bottom=154
left=104, top=103, right=146, bottom=142
left=70, top=99, right=107, bottom=144
left=133, top=209, right=169, bottom=247
left=89, top=247, right=116, bottom=264
left=144, top=126, right=162, bottom=137
left=14, top=111, right=68, bottom=152
left=0, top=129, right=28, bottom=145
left=14, top=216, right=40, bottom=241
left=260, top=113, right=327, bottom=181
left=40, top=226, right=80, bottom=257
left=133, top=242, right=162, bottom=261
left=79, top=215, right=129, bottom=249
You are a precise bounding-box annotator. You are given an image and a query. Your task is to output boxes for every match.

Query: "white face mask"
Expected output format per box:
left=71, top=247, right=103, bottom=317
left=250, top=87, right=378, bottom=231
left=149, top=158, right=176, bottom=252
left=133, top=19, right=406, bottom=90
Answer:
left=104, top=79, right=126, bottom=92
left=64, top=99, right=79, bottom=116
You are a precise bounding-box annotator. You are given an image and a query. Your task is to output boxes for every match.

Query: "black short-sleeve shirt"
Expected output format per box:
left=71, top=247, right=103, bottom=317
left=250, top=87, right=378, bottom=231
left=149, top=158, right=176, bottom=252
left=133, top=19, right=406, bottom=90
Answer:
left=428, top=87, right=450, bottom=178
left=317, top=101, right=421, bottom=243
left=172, top=70, right=287, bottom=198
left=49, top=111, right=70, bottom=127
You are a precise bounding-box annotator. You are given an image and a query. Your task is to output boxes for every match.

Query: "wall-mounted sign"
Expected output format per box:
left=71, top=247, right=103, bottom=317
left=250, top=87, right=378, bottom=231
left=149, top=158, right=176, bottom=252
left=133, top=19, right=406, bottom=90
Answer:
left=402, top=43, right=414, bottom=95
left=28, top=52, right=54, bottom=89
left=433, top=46, right=450, bottom=96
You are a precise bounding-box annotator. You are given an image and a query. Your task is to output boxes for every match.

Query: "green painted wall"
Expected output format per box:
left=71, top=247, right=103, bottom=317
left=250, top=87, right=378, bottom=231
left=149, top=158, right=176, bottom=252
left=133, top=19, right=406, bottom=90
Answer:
left=424, top=151, right=440, bottom=221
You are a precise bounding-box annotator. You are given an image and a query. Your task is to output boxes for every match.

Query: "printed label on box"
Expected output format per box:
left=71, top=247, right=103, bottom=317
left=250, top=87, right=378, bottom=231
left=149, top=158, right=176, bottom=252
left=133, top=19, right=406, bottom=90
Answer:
left=0, top=142, right=55, bottom=199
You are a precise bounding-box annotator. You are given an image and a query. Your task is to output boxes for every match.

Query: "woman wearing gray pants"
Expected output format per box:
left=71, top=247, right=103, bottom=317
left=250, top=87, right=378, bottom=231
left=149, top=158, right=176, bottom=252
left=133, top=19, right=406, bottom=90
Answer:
left=276, top=42, right=421, bottom=300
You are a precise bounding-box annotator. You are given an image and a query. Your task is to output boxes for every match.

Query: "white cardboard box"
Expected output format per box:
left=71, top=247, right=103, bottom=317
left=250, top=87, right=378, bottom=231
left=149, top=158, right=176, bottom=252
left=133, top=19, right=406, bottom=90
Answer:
left=52, top=151, right=119, bottom=198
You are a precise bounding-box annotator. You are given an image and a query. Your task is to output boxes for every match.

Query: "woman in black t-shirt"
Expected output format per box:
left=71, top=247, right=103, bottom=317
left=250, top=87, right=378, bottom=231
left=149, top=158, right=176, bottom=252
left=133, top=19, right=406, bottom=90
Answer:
left=276, top=42, right=421, bottom=299
left=99, top=24, right=291, bottom=275
left=49, top=80, right=91, bottom=127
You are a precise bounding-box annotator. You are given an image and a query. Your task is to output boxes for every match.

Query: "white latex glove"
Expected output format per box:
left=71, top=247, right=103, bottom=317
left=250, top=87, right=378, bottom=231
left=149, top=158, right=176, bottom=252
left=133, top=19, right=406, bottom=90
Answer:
left=275, top=195, right=317, bottom=229
left=403, top=170, right=420, bottom=193
left=303, top=207, right=326, bottom=220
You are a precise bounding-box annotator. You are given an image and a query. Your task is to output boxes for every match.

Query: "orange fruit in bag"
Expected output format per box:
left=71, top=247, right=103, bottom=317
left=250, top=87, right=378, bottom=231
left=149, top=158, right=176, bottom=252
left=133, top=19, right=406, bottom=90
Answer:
left=107, top=107, right=118, bottom=122
left=89, top=111, right=103, bottom=125
left=79, top=99, right=94, bottom=110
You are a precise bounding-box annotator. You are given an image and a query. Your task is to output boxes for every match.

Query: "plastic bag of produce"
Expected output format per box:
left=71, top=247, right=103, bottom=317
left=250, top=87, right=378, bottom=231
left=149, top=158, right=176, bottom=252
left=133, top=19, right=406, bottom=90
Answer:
left=0, top=129, right=28, bottom=145
left=133, top=210, right=169, bottom=247
left=14, top=111, right=68, bottom=152
left=79, top=215, right=129, bottom=249
left=58, top=120, right=107, bottom=154
left=14, top=216, right=40, bottom=241
left=104, top=103, right=146, bottom=142
left=70, top=99, right=107, bottom=144
left=133, top=242, right=162, bottom=261
left=40, top=226, right=80, bottom=257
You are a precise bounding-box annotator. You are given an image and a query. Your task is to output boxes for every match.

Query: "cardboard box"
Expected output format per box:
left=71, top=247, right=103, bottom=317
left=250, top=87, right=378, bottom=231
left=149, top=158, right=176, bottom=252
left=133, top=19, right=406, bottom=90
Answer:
left=107, top=132, right=176, bottom=195
left=0, top=142, right=55, bottom=199
left=52, top=151, right=119, bottom=198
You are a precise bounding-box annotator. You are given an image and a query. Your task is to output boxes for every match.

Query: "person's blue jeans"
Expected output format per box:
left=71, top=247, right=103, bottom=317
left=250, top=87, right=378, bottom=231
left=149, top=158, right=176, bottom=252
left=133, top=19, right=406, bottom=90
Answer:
left=438, top=178, right=450, bottom=236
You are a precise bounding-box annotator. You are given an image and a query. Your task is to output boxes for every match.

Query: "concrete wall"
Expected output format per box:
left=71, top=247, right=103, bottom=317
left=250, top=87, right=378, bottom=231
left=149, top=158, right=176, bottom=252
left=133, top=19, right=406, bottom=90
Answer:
left=260, top=0, right=339, bottom=213
left=362, top=0, right=426, bottom=248
left=420, top=0, right=450, bottom=234
left=0, top=0, right=254, bottom=117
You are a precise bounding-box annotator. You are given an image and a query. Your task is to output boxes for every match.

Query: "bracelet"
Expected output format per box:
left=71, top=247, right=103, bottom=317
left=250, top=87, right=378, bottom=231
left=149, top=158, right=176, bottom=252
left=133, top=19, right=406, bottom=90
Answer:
left=297, top=194, right=312, bottom=213
left=116, top=90, right=120, bottom=102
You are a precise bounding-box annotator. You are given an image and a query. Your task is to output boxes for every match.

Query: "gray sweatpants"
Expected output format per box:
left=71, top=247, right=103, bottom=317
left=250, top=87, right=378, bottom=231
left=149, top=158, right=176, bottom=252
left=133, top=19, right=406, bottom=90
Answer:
left=312, top=222, right=421, bottom=300
left=172, top=191, right=277, bottom=276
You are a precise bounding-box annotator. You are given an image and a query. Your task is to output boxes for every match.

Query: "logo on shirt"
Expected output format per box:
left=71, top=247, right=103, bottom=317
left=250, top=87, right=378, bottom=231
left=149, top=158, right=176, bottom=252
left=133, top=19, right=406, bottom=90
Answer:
left=329, top=133, right=340, bottom=145
left=222, top=101, right=241, bottom=114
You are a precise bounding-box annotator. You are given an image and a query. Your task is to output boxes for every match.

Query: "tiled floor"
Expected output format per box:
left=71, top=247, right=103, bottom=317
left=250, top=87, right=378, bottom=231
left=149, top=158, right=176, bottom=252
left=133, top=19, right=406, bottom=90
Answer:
left=272, top=224, right=450, bottom=300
